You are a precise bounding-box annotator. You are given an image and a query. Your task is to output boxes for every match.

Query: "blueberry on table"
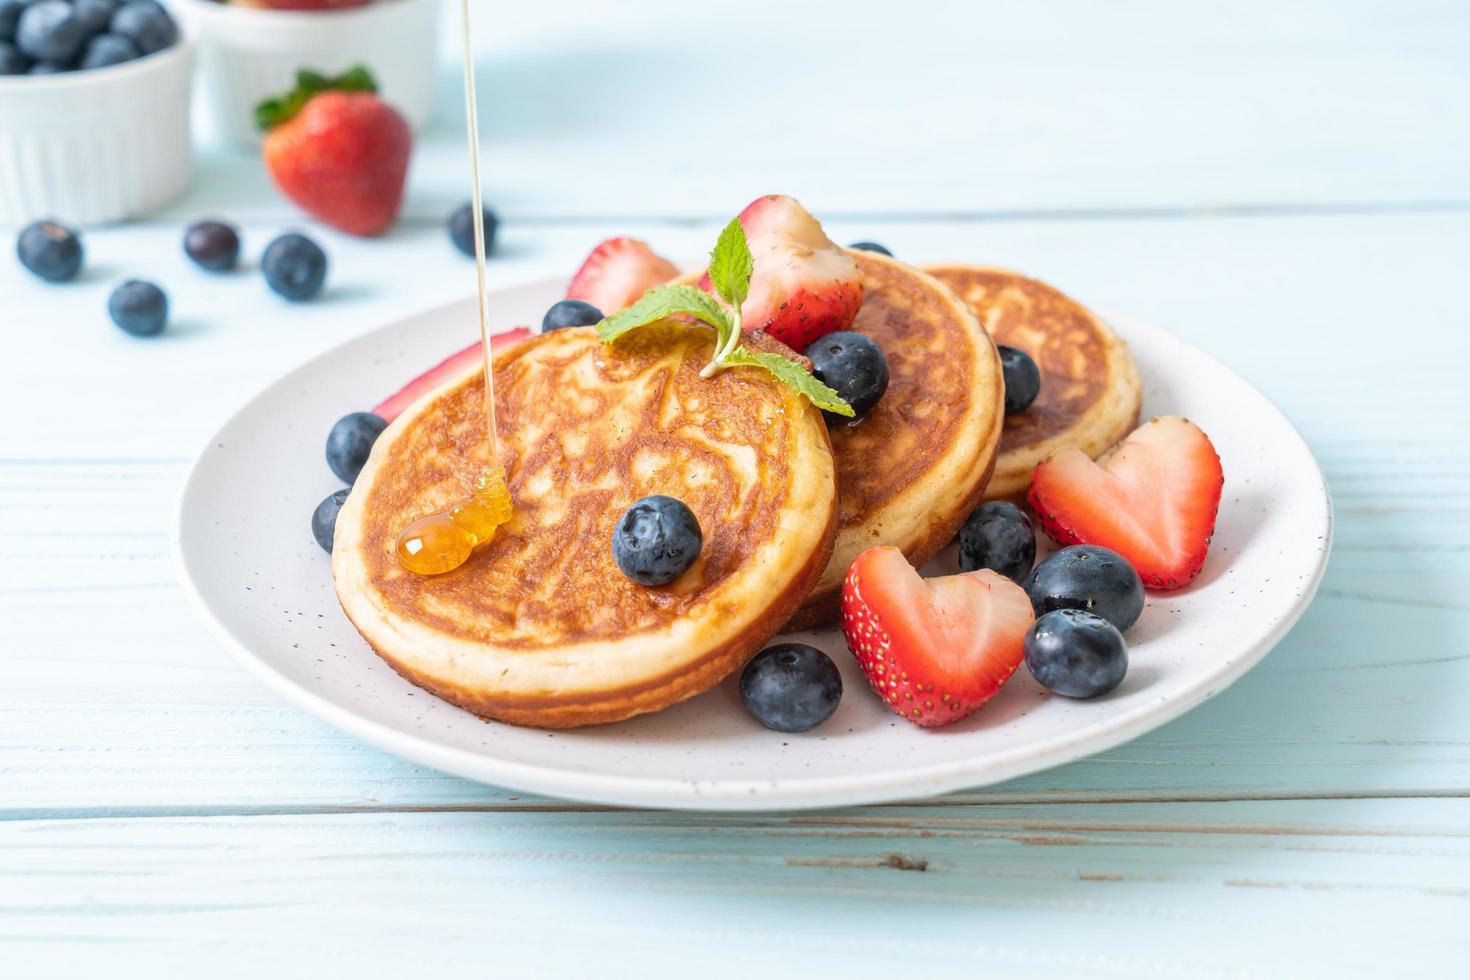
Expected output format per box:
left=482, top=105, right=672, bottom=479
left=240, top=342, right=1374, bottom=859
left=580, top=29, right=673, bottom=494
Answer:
left=1024, top=609, right=1128, bottom=698
left=107, top=279, right=168, bottom=337
left=184, top=220, right=241, bottom=272
left=848, top=241, right=892, bottom=257
left=448, top=202, right=499, bottom=257
left=998, top=344, right=1041, bottom=414
left=740, top=643, right=844, bottom=733
left=325, top=412, right=387, bottom=484
left=612, top=495, right=702, bottom=587
left=78, top=31, right=138, bottom=70
left=73, top=0, right=117, bottom=37
left=262, top=233, right=327, bottom=301
left=0, top=0, right=28, bottom=42
left=312, top=488, right=351, bottom=554
left=15, top=1, right=84, bottom=64
left=17, top=220, right=83, bottom=282
left=1024, top=544, right=1145, bottom=632
left=0, top=39, right=26, bottom=74
left=957, top=500, right=1036, bottom=583
left=542, top=299, right=603, bottom=332
left=805, top=330, right=890, bottom=423
left=109, top=0, right=175, bottom=55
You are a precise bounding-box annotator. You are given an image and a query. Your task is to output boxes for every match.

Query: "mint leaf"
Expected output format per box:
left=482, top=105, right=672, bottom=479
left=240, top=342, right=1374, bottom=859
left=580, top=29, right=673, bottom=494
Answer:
left=596, top=284, right=733, bottom=345
left=725, top=346, right=855, bottom=417
left=707, top=217, right=753, bottom=310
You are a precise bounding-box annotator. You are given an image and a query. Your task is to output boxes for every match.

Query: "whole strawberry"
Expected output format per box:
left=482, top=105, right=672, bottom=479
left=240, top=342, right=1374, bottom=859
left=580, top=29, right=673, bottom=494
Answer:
left=256, top=66, right=411, bottom=237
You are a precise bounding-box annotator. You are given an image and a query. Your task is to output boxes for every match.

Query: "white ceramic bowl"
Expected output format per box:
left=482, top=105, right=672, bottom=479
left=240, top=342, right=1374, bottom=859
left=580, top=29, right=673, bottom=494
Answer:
left=177, top=0, right=440, bottom=147
left=0, top=36, right=196, bottom=228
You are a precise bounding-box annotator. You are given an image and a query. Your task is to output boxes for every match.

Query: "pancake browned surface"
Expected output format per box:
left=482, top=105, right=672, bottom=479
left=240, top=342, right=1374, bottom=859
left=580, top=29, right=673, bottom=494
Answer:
left=789, top=251, right=1005, bottom=627
left=333, top=325, right=837, bottom=729
left=926, top=266, right=1142, bottom=502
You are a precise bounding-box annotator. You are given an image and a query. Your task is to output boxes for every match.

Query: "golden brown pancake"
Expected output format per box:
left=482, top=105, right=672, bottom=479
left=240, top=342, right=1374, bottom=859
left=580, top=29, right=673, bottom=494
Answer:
left=333, top=325, right=837, bottom=729
left=926, top=266, right=1142, bottom=502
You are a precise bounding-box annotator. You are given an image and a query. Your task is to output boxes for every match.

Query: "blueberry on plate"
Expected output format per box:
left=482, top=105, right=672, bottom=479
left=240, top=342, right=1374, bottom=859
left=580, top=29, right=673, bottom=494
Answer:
left=998, top=344, right=1041, bottom=414
left=542, top=298, right=603, bottom=332
left=0, top=0, right=28, bottom=42
left=311, top=488, right=351, bottom=554
left=0, top=39, right=27, bottom=74
left=78, top=31, right=138, bottom=70
left=17, top=220, right=83, bottom=282
left=15, top=0, right=84, bottom=64
left=73, top=0, right=117, bottom=37
left=184, top=220, right=241, bottom=272
left=1024, top=544, right=1144, bottom=631
left=262, top=232, right=327, bottom=301
left=448, top=202, right=499, bottom=257
left=740, top=643, right=843, bottom=733
left=848, top=241, right=892, bottom=257
left=805, top=330, right=889, bottom=423
left=957, top=500, right=1036, bottom=583
left=109, top=0, right=175, bottom=55
left=107, top=279, right=168, bottom=337
left=325, top=412, right=387, bottom=484
left=1025, top=609, right=1128, bottom=698
left=611, top=495, right=702, bottom=587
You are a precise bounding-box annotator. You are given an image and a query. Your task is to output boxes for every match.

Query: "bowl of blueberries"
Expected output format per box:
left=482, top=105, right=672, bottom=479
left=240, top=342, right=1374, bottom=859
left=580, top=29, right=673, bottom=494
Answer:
left=0, top=0, right=193, bottom=226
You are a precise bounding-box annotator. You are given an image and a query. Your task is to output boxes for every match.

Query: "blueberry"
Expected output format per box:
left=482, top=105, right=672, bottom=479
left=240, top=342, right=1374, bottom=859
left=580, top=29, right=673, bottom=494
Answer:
left=17, top=220, right=82, bottom=282
left=805, top=330, right=889, bottom=423
left=448, top=202, right=499, bottom=257
left=73, top=0, right=116, bottom=36
left=311, top=488, right=350, bottom=554
left=15, top=1, right=83, bottom=63
left=0, top=39, right=27, bottom=73
left=611, top=495, right=702, bottom=587
left=107, top=279, right=168, bottom=337
left=998, top=344, right=1041, bottom=414
left=262, top=232, right=327, bottom=301
left=109, top=0, right=174, bottom=55
left=957, top=500, right=1036, bottom=583
left=542, top=299, right=602, bottom=332
left=1024, top=544, right=1145, bottom=632
left=184, top=220, right=241, bottom=272
left=739, top=643, right=843, bottom=733
left=1025, top=609, right=1127, bottom=698
left=325, top=412, right=387, bottom=484
left=77, top=31, right=137, bottom=69
left=0, top=0, right=29, bottom=42
left=848, top=241, right=892, bottom=257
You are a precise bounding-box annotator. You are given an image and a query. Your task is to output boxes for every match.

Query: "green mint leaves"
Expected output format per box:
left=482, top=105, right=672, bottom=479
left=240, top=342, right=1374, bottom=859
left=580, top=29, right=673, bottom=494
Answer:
left=594, top=219, right=854, bottom=417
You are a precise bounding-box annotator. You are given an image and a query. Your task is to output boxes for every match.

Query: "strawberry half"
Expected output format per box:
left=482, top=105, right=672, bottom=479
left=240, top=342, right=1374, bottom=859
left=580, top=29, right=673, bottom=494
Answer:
left=841, top=546, right=1034, bottom=728
left=566, top=238, right=679, bottom=313
left=372, top=327, right=532, bottom=423
left=1028, top=416, right=1224, bottom=590
left=702, top=194, right=863, bottom=351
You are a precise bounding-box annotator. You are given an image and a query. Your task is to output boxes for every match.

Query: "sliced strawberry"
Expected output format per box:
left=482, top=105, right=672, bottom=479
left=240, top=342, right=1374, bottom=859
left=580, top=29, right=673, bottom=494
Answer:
left=566, top=238, right=679, bottom=313
left=372, top=326, right=532, bottom=423
left=1028, top=416, right=1224, bottom=590
left=702, top=194, right=863, bottom=351
left=841, top=546, right=1033, bottom=728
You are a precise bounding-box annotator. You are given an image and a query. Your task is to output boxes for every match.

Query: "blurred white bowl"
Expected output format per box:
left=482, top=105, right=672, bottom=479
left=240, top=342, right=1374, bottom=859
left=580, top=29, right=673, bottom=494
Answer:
left=177, top=0, right=440, bottom=147
left=0, top=36, right=196, bottom=228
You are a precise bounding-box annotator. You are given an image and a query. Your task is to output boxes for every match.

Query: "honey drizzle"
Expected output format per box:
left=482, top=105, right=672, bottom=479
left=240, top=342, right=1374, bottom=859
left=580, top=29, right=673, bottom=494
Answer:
left=394, top=0, right=512, bottom=576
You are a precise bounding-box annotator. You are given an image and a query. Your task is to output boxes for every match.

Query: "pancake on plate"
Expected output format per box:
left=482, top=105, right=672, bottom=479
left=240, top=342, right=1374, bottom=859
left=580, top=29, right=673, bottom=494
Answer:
left=926, top=266, right=1142, bottom=502
left=333, top=325, right=837, bottom=729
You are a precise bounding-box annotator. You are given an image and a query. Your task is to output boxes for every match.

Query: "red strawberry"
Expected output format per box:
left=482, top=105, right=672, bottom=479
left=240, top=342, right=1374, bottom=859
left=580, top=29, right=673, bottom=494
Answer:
left=1028, top=416, right=1224, bottom=590
left=251, top=1, right=372, bottom=9
left=566, top=238, right=679, bottom=313
left=702, top=194, right=863, bottom=351
left=258, top=67, right=412, bottom=237
left=841, top=546, right=1033, bottom=728
left=372, top=327, right=532, bottom=423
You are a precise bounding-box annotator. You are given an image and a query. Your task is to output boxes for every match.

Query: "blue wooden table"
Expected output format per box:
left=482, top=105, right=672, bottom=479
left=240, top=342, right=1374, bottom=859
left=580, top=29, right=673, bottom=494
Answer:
left=3, top=2, right=1469, bottom=975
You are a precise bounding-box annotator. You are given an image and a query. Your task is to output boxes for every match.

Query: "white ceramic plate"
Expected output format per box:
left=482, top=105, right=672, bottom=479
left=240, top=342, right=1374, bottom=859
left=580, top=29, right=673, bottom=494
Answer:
left=175, top=278, right=1332, bottom=811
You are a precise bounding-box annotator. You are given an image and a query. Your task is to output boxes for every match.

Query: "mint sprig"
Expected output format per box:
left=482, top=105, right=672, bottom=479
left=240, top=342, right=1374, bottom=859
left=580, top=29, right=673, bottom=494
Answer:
left=594, top=219, right=854, bottom=417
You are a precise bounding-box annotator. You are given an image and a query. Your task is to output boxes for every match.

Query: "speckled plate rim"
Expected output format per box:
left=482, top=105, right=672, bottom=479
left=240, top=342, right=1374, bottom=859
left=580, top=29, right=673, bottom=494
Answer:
left=173, top=284, right=1333, bottom=812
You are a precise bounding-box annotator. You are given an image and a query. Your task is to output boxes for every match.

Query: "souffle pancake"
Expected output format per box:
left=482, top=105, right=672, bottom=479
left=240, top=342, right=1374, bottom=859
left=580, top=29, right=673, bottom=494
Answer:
left=926, top=266, right=1142, bottom=501
left=333, top=326, right=838, bottom=729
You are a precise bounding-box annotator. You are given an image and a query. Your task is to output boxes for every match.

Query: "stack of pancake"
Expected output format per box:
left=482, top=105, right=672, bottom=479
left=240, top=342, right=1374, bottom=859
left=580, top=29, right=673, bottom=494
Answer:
left=334, top=252, right=1141, bottom=728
